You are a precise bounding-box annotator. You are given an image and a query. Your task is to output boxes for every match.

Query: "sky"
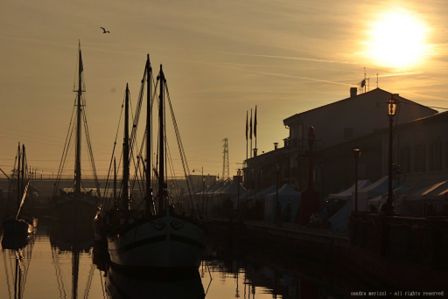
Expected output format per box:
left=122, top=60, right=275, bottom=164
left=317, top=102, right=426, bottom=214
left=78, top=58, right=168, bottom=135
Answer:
left=1, top=0, right=448, bottom=179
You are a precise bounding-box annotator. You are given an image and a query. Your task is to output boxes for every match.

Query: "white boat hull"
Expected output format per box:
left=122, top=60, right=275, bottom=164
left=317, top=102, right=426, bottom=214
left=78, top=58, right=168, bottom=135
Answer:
left=107, top=215, right=204, bottom=270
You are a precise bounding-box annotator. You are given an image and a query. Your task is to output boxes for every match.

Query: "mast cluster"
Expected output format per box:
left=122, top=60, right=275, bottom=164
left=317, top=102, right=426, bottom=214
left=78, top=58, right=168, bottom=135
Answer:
left=119, top=57, right=169, bottom=217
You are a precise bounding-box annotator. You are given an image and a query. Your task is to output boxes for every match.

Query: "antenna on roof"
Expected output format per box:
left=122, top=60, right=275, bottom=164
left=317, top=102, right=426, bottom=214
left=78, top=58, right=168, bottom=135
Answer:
left=376, top=73, right=379, bottom=88
left=364, top=67, right=366, bottom=93
left=358, top=67, right=368, bottom=94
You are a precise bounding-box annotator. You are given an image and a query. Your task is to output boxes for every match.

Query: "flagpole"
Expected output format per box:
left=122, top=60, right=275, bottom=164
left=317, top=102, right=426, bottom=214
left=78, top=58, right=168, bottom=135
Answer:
left=245, top=110, right=248, bottom=161
left=250, top=108, right=253, bottom=158
left=254, top=105, right=257, bottom=157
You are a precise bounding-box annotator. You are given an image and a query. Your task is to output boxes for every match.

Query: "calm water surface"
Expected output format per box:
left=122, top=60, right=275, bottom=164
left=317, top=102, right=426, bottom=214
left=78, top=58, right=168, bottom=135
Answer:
left=1, top=224, right=345, bottom=299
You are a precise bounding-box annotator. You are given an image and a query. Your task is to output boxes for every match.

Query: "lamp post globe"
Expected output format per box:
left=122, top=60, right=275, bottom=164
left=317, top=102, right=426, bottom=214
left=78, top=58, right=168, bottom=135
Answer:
left=384, top=94, right=398, bottom=215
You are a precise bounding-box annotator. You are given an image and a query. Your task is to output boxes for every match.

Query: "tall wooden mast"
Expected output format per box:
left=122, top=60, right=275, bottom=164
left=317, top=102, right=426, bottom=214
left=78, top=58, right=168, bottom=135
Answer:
left=157, top=65, right=166, bottom=213
left=121, top=84, right=130, bottom=213
left=74, top=42, right=83, bottom=195
left=17, top=143, right=21, bottom=209
left=145, top=55, right=152, bottom=215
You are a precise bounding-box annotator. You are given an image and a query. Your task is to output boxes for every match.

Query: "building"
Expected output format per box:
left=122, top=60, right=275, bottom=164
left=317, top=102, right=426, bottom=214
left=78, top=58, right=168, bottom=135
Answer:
left=244, top=88, right=437, bottom=192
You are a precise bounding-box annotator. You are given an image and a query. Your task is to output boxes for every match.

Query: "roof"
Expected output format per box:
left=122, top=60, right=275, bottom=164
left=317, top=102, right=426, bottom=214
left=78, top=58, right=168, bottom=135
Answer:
left=283, top=88, right=437, bottom=126
left=317, top=110, right=448, bottom=154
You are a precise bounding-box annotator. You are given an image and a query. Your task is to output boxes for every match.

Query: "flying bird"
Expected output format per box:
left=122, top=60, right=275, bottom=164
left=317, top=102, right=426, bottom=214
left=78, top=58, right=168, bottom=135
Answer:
left=100, top=27, right=110, bottom=34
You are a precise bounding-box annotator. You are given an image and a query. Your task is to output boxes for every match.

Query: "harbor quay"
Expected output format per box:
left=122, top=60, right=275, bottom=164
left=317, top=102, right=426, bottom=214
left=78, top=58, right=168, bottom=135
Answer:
left=204, top=215, right=448, bottom=291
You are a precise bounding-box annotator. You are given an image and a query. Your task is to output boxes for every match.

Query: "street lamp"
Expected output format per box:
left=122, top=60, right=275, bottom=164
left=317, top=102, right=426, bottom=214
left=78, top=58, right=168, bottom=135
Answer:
left=275, top=163, right=280, bottom=224
left=352, top=148, right=361, bottom=213
left=236, top=168, right=242, bottom=218
left=384, top=94, right=398, bottom=214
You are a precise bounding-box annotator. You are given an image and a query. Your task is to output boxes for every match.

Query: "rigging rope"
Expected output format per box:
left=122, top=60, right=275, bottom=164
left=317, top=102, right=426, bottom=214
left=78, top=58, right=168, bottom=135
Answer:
left=82, top=263, right=95, bottom=299
left=103, top=69, right=159, bottom=211
left=2, top=249, right=12, bottom=299
left=82, top=107, right=101, bottom=197
left=99, top=271, right=106, bottom=299
left=165, top=83, right=199, bottom=217
left=51, top=246, right=67, bottom=299
left=54, top=98, right=77, bottom=193
left=102, top=99, right=124, bottom=201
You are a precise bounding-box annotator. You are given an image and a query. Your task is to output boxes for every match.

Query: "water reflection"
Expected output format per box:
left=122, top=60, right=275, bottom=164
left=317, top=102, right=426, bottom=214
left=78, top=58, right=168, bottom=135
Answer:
left=2, top=236, right=35, bottom=299
left=1, top=223, right=348, bottom=299
left=105, top=267, right=204, bottom=299
left=50, top=221, right=95, bottom=299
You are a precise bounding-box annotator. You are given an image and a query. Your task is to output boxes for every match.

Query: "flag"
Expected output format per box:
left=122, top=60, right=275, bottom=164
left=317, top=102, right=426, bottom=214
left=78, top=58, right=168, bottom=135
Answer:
left=249, top=108, right=253, bottom=140
left=245, top=111, right=248, bottom=141
left=254, top=105, right=257, bottom=138
left=359, top=79, right=366, bottom=88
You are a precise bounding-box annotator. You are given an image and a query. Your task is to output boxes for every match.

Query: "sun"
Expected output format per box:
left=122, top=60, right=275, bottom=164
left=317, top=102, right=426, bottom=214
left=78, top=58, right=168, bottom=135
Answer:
left=365, top=8, right=430, bottom=69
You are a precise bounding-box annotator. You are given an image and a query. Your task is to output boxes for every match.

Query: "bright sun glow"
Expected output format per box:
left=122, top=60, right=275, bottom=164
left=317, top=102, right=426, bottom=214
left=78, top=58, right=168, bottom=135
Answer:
left=365, top=8, right=430, bottom=69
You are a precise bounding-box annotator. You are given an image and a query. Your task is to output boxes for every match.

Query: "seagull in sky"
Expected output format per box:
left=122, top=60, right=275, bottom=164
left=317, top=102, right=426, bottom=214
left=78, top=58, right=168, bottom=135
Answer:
left=100, top=27, right=110, bottom=34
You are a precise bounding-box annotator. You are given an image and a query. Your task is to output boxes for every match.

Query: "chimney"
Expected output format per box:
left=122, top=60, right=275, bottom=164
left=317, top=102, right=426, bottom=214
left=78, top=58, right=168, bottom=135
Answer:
left=274, top=142, right=278, bottom=150
left=350, top=87, right=357, bottom=98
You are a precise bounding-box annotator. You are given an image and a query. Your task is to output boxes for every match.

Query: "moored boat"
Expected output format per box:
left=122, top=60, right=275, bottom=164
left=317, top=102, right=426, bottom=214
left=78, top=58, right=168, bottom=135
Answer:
left=52, top=42, right=100, bottom=234
left=97, top=56, right=204, bottom=272
left=1, top=144, right=34, bottom=249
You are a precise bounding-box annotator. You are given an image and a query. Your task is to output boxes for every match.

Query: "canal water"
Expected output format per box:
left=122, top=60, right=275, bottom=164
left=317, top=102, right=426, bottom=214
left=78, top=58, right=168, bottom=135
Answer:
left=0, top=224, right=350, bottom=299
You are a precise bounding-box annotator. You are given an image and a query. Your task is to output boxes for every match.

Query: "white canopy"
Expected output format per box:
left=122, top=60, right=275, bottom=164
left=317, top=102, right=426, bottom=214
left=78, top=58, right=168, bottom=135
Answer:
left=328, top=180, right=370, bottom=200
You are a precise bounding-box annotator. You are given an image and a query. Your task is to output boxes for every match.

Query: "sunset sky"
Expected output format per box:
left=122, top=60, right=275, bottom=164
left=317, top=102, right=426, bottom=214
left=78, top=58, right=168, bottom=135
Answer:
left=1, top=0, right=448, bottom=178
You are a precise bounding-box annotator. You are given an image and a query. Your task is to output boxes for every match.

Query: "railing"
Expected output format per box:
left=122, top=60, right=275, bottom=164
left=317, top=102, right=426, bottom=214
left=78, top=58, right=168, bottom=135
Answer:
left=350, top=212, right=448, bottom=268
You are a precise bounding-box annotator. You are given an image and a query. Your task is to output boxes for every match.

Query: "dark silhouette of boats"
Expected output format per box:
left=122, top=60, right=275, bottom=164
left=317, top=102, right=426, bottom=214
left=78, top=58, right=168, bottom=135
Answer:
left=2, top=143, right=34, bottom=250
left=52, top=42, right=101, bottom=239
left=95, top=56, right=204, bottom=273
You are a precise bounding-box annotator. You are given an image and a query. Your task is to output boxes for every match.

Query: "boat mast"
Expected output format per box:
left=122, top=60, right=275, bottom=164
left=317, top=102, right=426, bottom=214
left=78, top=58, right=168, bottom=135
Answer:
left=145, top=55, right=152, bottom=216
left=113, top=157, right=117, bottom=208
left=72, top=250, right=80, bottom=299
left=121, top=84, right=130, bottom=213
left=21, top=144, right=26, bottom=196
left=17, top=143, right=21, bottom=210
left=74, top=42, right=83, bottom=195
left=157, top=65, right=166, bottom=213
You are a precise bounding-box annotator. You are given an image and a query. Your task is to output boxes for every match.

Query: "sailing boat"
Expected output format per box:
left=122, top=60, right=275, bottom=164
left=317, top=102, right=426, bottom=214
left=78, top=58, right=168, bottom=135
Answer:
left=98, top=56, right=204, bottom=272
left=2, top=143, right=33, bottom=249
left=53, top=42, right=100, bottom=240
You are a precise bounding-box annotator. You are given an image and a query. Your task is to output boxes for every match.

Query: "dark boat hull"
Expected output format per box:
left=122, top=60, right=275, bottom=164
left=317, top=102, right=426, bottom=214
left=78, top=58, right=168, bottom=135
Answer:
left=53, top=194, right=98, bottom=244
left=1, top=218, right=32, bottom=249
left=107, top=215, right=204, bottom=270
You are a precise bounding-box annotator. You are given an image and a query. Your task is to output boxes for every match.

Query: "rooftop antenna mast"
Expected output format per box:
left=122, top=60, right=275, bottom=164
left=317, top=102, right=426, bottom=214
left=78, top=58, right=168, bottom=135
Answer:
left=222, top=138, right=230, bottom=180
left=363, top=67, right=367, bottom=93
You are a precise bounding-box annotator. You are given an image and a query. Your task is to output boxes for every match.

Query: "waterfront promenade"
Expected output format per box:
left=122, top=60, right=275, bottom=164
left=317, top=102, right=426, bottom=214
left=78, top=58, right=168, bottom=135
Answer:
left=205, top=215, right=448, bottom=290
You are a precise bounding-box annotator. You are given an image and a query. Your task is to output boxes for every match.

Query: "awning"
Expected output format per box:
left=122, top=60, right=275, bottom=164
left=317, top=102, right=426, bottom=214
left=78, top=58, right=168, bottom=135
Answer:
left=328, top=180, right=370, bottom=200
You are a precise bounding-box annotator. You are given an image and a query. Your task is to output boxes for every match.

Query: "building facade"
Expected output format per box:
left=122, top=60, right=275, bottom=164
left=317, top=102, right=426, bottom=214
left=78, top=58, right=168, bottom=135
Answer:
left=244, top=88, right=438, bottom=193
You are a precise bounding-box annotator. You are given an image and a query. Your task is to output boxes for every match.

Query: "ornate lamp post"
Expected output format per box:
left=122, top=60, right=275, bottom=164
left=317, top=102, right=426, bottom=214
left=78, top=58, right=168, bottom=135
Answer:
left=384, top=94, right=398, bottom=215
left=275, top=163, right=280, bottom=224
left=236, top=168, right=242, bottom=217
left=352, top=148, right=361, bottom=213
